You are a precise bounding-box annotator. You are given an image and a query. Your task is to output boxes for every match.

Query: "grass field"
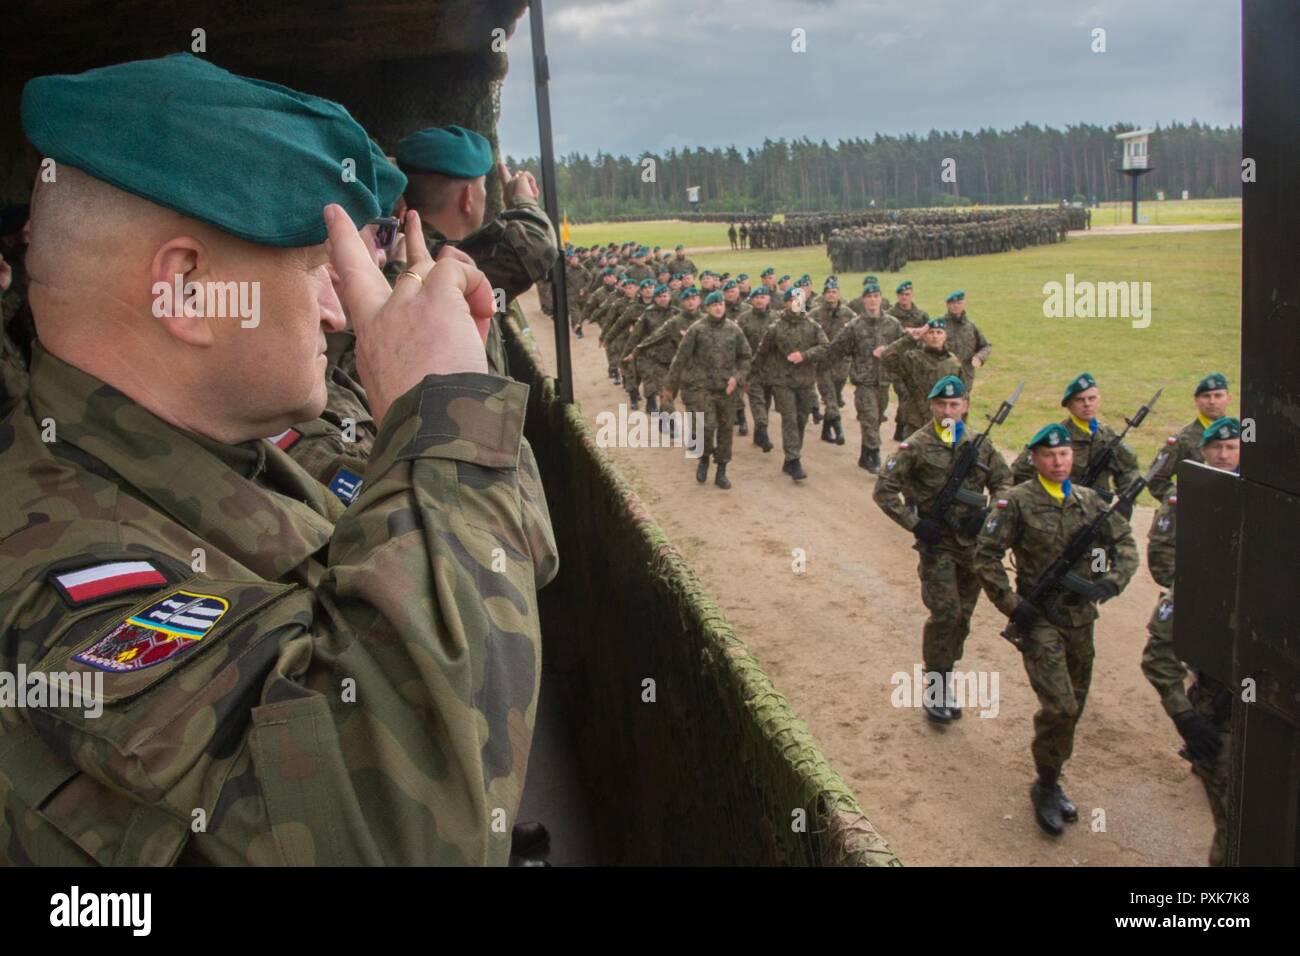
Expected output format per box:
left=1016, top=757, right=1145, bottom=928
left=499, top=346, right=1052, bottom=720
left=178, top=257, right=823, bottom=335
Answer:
left=566, top=224, right=1242, bottom=495
left=1091, top=197, right=1241, bottom=226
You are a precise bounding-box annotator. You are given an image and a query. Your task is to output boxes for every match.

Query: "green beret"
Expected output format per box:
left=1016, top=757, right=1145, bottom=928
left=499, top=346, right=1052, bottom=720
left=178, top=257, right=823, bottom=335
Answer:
left=863, top=283, right=881, bottom=295
left=1027, top=422, right=1072, bottom=450
left=621, top=277, right=637, bottom=287
left=823, top=278, right=839, bottom=290
left=675, top=244, right=685, bottom=251
left=1061, top=372, right=1098, bottom=406
left=704, top=290, right=724, bottom=305
left=681, top=286, right=701, bottom=299
left=396, top=124, right=493, bottom=178
left=780, top=274, right=791, bottom=282
left=927, top=375, right=966, bottom=400
left=946, top=290, right=966, bottom=302
left=749, top=287, right=771, bottom=298
left=896, top=280, right=913, bottom=294
left=22, top=53, right=399, bottom=247
left=372, top=142, right=406, bottom=215
left=1195, top=372, right=1229, bottom=395
left=926, top=317, right=947, bottom=329
left=601, top=267, right=615, bottom=275
left=1201, top=416, right=1241, bottom=446
left=737, top=273, right=749, bottom=281
left=761, top=267, right=775, bottom=277
left=723, top=279, right=737, bottom=289
left=638, top=278, right=655, bottom=288
left=671, top=272, right=683, bottom=280
left=799, top=274, right=811, bottom=282
left=864, top=275, right=879, bottom=286
left=783, top=287, right=801, bottom=302
left=653, top=283, right=670, bottom=296
left=653, top=245, right=661, bottom=251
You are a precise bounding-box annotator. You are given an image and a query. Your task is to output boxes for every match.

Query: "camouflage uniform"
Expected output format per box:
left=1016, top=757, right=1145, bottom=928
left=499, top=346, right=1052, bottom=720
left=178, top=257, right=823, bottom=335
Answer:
left=666, top=314, right=751, bottom=465
left=1148, top=417, right=1210, bottom=502
left=283, top=367, right=377, bottom=499
left=821, top=310, right=904, bottom=453
left=879, top=336, right=964, bottom=435
left=606, top=294, right=655, bottom=401
left=622, top=301, right=680, bottom=402
left=0, top=346, right=558, bottom=865
left=810, top=300, right=856, bottom=425
left=755, top=310, right=830, bottom=463
left=1142, top=586, right=1231, bottom=866
left=565, top=261, right=589, bottom=330
left=736, top=304, right=777, bottom=430
left=1010, top=417, right=1142, bottom=499
left=634, top=309, right=694, bottom=419
left=875, top=424, right=1013, bottom=673
left=942, top=310, right=992, bottom=387
left=888, top=302, right=929, bottom=329
left=974, top=478, right=1138, bottom=772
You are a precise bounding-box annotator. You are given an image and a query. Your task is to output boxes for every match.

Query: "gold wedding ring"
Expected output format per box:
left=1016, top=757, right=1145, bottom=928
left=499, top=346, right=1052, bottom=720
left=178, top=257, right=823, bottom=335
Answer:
left=396, top=270, right=424, bottom=287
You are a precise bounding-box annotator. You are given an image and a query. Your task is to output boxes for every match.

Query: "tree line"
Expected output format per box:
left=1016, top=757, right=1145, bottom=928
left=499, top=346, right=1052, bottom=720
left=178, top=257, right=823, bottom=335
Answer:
left=505, top=121, right=1241, bottom=220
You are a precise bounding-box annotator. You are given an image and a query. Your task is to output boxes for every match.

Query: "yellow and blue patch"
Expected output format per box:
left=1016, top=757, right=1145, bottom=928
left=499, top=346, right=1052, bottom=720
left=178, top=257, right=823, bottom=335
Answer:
left=73, top=589, right=229, bottom=672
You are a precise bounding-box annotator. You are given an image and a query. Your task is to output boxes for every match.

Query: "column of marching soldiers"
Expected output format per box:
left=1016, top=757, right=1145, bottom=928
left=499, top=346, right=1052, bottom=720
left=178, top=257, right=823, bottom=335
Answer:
left=559, top=239, right=1236, bottom=861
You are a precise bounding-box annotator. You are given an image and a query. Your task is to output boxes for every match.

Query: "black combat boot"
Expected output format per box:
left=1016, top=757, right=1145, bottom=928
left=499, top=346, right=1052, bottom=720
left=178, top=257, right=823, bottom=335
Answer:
left=737, top=407, right=748, bottom=436
left=714, top=462, right=731, bottom=490
left=696, top=454, right=710, bottom=483
left=1057, top=783, right=1079, bottom=823
left=628, top=393, right=639, bottom=411
left=892, top=421, right=905, bottom=442
left=945, top=671, right=963, bottom=719
left=755, top=424, right=774, bottom=452
left=612, top=369, right=622, bottom=386
left=786, top=458, right=807, bottom=481
left=922, top=668, right=952, bottom=723
left=866, top=448, right=881, bottom=474
left=1031, top=766, right=1065, bottom=835
left=574, top=327, right=584, bottom=338
left=646, top=393, right=658, bottom=415
left=833, top=420, right=846, bottom=445
left=812, top=406, right=822, bottom=424
left=858, top=446, right=871, bottom=470
left=821, top=420, right=835, bottom=443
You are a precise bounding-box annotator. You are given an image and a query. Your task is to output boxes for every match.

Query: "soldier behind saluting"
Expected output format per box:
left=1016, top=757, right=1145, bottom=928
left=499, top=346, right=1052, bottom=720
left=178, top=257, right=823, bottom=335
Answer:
left=879, top=317, right=964, bottom=438
left=1147, top=372, right=1232, bottom=502
left=1141, top=417, right=1241, bottom=866
left=974, top=423, right=1139, bottom=836
left=940, top=290, right=991, bottom=387
left=874, top=375, right=1013, bottom=722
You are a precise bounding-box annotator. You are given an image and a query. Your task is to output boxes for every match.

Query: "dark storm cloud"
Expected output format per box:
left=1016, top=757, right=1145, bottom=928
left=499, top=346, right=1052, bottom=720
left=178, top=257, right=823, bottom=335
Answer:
left=496, top=0, right=1240, bottom=160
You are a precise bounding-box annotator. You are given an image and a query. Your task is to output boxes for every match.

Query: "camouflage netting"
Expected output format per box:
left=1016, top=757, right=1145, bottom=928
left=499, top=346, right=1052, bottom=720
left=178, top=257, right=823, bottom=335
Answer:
left=504, top=306, right=901, bottom=867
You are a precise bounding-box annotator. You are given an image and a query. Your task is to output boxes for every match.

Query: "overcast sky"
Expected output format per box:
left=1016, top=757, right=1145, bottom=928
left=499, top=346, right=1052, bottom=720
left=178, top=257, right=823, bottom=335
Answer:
left=496, top=0, right=1241, bottom=160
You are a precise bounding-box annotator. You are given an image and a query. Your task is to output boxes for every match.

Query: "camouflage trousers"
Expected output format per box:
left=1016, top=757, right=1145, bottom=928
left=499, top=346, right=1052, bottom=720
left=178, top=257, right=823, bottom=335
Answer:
left=770, top=384, right=818, bottom=462
left=538, top=279, right=554, bottom=315
left=1020, top=621, right=1096, bottom=772
left=1188, top=680, right=1232, bottom=867
left=745, top=381, right=773, bottom=427
left=854, top=383, right=892, bottom=450
left=640, top=367, right=675, bottom=417
left=682, top=387, right=738, bottom=464
left=817, top=361, right=849, bottom=422
left=917, top=544, right=982, bottom=671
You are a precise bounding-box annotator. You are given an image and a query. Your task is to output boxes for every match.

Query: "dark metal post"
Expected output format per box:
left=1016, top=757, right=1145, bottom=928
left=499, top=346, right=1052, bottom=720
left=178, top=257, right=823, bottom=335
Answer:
left=528, top=0, right=574, bottom=404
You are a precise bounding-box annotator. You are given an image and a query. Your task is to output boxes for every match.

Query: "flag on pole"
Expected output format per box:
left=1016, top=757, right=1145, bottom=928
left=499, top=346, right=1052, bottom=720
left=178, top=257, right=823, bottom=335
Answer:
left=561, top=213, right=571, bottom=244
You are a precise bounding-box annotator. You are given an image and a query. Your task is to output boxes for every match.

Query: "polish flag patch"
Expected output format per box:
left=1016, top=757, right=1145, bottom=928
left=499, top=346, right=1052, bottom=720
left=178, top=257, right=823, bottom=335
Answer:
left=267, top=428, right=302, bottom=450
left=49, top=561, right=168, bottom=607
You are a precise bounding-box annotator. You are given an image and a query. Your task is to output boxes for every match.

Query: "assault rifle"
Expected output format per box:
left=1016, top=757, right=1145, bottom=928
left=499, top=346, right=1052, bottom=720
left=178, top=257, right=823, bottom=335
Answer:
left=924, top=381, right=1024, bottom=536
left=1002, top=459, right=1161, bottom=647
left=1080, top=387, right=1162, bottom=501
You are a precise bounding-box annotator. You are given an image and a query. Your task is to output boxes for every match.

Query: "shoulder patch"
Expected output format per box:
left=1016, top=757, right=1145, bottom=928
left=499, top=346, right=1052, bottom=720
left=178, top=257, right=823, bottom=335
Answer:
left=995, top=499, right=1009, bottom=509
left=329, top=467, right=365, bottom=504
left=73, top=588, right=230, bottom=672
left=899, top=441, right=910, bottom=450
left=1168, top=494, right=1177, bottom=505
left=1166, top=435, right=1178, bottom=445
left=49, top=560, right=169, bottom=608
left=885, top=456, right=898, bottom=471
left=1156, top=597, right=1174, bottom=622
left=267, top=427, right=302, bottom=450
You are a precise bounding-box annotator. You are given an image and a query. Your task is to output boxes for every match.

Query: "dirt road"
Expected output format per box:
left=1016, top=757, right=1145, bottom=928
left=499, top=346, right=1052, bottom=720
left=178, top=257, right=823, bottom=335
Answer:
left=523, top=291, right=1211, bottom=866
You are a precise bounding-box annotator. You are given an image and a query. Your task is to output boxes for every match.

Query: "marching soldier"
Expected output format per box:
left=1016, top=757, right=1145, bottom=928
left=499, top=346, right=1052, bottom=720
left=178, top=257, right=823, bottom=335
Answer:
left=737, top=287, right=778, bottom=453
left=874, top=376, right=1014, bottom=722
left=1148, top=373, right=1232, bottom=502
left=1141, top=417, right=1241, bottom=866
left=635, top=287, right=700, bottom=438
left=1010, top=372, right=1143, bottom=513
left=940, top=291, right=991, bottom=386
left=974, top=423, right=1139, bottom=835
left=597, top=276, right=641, bottom=384
left=622, top=283, right=680, bottom=414
left=663, top=291, right=752, bottom=489
left=757, top=288, right=830, bottom=481
left=880, top=318, right=964, bottom=437
left=811, top=278, right=855, bottom=446
left=886, top=280, right=929, bottom=440
left=820, top=281, right=905, bottom=472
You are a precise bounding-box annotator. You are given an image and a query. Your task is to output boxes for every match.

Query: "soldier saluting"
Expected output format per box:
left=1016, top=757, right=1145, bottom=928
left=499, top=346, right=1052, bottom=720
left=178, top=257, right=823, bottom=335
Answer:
left=975, top=423, right=1140, bottom=836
